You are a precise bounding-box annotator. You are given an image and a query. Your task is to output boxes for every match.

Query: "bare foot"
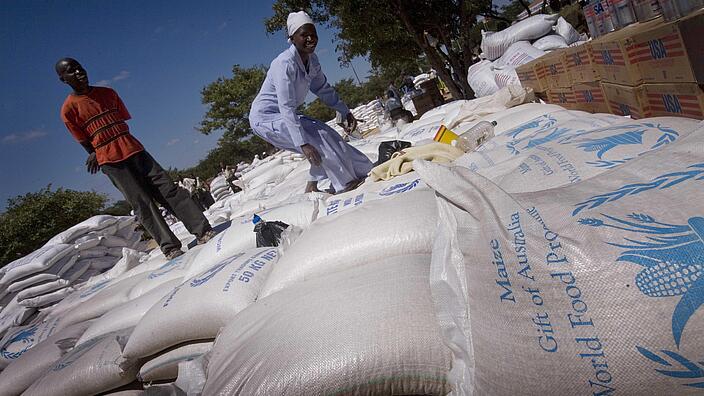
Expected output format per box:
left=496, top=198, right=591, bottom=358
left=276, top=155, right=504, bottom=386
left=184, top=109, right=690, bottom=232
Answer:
left=304, top=181, right=321, bottom=193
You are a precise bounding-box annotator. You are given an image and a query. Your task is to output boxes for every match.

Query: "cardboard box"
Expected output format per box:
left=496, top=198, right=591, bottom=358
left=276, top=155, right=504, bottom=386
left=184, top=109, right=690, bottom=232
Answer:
left=542, top=49, right=571, bottom=88
left=574, top=82, right=610, bottom=113
left=564, top=44, right=599, bottom=83
left=601, top=82, right=646, bottom=118
left=516, top=59, right=547, bottom=93
left=626, top=11, right=704, bottom=84
left=546, top=87, right=579, bottom=109
left=412, top=92, right=442, bottom=117
left=590, top=17, right=664, bottom=86
left=641, top=83, right=704, bottom=119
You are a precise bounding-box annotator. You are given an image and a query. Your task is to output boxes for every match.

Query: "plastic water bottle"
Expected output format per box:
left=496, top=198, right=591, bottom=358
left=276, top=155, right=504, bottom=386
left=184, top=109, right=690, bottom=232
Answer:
left=453, top=120, right=497, bottom=152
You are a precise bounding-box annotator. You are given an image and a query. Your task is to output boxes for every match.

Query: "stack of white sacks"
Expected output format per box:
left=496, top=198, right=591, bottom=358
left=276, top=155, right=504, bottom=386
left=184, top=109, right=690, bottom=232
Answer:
left=1, top=85, right=702, bottom=395
left=469, top=14, right=587, bottom=97
left=326, top=98, right=386, bottom=138
left=0, top=215, right=148, bottom=370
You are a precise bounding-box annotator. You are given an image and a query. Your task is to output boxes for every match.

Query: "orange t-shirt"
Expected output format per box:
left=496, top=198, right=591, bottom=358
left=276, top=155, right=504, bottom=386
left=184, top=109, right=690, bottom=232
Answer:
left=61, top=86, right=144, bottom=165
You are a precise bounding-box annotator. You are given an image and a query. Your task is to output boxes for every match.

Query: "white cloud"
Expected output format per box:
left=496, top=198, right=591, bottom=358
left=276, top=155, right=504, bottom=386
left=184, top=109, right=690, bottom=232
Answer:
left=2, top=129, right=48, bottom=144
left=193, top=139, right=200, bottom=144
left=113, top=70, right=130, bottom=81
left=218, top=22, right=228, bottom=31
left=166, top=138, right=181, bottom=146
left=94, top=71, right=130, bottom=87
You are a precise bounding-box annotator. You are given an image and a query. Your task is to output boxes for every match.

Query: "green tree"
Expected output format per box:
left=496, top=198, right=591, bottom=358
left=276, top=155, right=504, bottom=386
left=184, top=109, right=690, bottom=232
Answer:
left=302, top=98, right=336, bottom=121
left=265, top=0, right=497, bottom=99
left=198, top=65, right=267, bottom=141
left=0, top=186, right=108, bottom=267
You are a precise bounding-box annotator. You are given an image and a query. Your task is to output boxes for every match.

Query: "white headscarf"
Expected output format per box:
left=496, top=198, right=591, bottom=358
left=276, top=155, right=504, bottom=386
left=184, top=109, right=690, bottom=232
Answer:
left=287, top=11, right=314, bottom=39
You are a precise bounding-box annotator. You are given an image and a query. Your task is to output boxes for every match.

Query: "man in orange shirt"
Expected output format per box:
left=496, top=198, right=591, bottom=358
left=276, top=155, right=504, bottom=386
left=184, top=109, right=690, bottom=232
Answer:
left=56, top=58, right=215, bottom=260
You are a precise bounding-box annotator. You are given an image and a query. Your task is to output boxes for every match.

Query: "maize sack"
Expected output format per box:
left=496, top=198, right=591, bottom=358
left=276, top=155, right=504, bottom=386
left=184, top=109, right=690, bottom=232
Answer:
left=415, top=124, right=704, bottom=395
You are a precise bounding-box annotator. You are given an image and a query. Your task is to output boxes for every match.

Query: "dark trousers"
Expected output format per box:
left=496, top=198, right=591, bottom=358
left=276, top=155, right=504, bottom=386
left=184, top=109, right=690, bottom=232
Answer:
left=101, top=151, right=211, bottom=253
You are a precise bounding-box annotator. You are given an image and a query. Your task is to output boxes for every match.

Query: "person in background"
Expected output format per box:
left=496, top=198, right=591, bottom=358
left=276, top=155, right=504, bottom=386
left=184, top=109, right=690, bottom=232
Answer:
left=56, top=57, right=216, bottom=260
left=249, top=11, right=372, bottom=194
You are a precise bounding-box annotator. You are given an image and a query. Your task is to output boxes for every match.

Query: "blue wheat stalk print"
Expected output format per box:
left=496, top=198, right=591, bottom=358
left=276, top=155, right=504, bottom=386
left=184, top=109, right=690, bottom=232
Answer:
left=647, top=123, right=679, bottom=149
left=572, top=163, right=704, bottom=216
left=586, top=158, right=633, bottom=169
left=636, top=347, right=704, bottom=388
left=573, top=130, right=644, bottom=159
left=578, top=213, right=704, bottom=348
left=505, top=115, right=557, bottom=155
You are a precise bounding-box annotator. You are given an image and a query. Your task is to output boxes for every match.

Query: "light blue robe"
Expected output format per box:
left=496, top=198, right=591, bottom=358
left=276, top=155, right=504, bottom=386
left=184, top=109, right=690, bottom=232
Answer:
left=249, top=45, right=372, bottom=191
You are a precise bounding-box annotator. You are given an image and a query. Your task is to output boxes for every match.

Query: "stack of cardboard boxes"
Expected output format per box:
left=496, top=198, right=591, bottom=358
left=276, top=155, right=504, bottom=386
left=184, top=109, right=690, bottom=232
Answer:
left=516, top=10, right=704, bottom=119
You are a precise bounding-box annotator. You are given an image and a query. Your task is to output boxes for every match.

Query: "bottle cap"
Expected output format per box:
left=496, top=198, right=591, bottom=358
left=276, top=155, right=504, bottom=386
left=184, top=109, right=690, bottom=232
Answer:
left=490, top=120, right=497, bottom=126
left=252, top=214, right=262, bottom=224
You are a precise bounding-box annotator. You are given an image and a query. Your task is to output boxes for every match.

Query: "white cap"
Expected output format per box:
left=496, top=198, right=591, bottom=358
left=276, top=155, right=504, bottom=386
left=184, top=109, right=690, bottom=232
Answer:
left=287, top=11, right=314, bottom=38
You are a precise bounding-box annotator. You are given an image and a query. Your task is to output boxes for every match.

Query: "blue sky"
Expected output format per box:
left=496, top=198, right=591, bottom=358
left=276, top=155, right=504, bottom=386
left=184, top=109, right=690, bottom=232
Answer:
left=0, top=1, right=371, bottom=210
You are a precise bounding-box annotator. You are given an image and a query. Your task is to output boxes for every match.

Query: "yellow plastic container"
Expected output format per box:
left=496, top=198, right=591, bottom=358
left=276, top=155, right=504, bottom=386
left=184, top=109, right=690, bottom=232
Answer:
left=433, top=125, right=458, bottom=145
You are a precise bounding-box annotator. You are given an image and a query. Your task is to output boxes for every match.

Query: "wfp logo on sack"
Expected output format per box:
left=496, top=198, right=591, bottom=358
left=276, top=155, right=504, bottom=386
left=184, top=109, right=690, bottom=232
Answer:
left=379, top=179, right=421, bottom=196
left=574, top=163, right=704, bottom=389
left=1, top=325, right=38, bottom=360
left=190, top=253, right=244, bottom=287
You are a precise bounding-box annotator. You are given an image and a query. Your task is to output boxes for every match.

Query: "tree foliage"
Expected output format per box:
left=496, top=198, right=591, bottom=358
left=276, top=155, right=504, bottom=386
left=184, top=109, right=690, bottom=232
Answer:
left=265, top=0, right=497, bottom=99
left=0, top=186, right=108, bottom=267
left=198, top=65, right=267, bottom=141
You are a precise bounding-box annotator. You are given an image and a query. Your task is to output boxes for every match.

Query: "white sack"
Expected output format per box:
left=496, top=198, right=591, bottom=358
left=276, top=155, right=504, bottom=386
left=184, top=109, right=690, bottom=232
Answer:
left=44, top=215, right=119, bottom=246
left=122, top=247, right=278, bottom=360
left=532, top=34, right=569, bottom=51
left=240, top=157, right=283, bottom=185
left=73, top=235, right=103, bottom=251
left=139, top=341, right=213, bottom=382
left=414, top=127, right=704, bottom=394
left=5, top=253, right=77, bottom=294
left=83, top=255, right=120, bottom=271
left=77, top=279, right=181, bottom=347
left=17, top=279, right=71, bottom=301
left=0, top=244, right=74, bottom=286
left=204, top=256, right=451, bottom=395
left=7, top=273, right=59, bottom=294
left=100, top=234, right=131, bottom=248
left=246, top=164, right=294, bottom=190
left=128, top=245, right=204, bottom=300
left=321, top=172, right=428, bottom=218
left=0, top=321, right=90, bottom=395
left=79, top=246, right=109, bottom=258
left=467, top=60, right=499, bottom=98
left=81, top=248, right=145, bottom=289
left=18, top=287, right=74, bottom=308
left=555, top=16, right=581, bottom=45
left=0, top=315, right=65, bottom=369
left=481, top=14, right=559, bottom=60
left=456, top=114, right=700, bottom=193
left=0, top=297, right=35, bottom=338
left=57, top=273, right=147, bottom=328
left=23, top=329, right=138, bottom=396
left=493, top=65, right=521, bottom=89
left=494, top=41, right=546, bottom=68
left=260, top=189, right=437, bottom=298
left=191, top=201, right=317, bottom=280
